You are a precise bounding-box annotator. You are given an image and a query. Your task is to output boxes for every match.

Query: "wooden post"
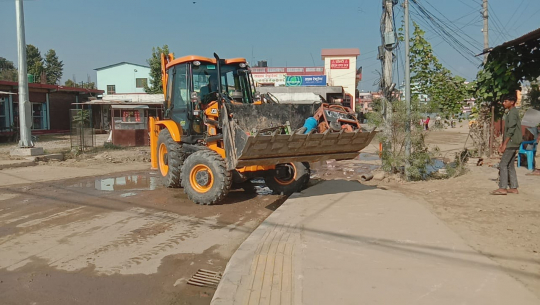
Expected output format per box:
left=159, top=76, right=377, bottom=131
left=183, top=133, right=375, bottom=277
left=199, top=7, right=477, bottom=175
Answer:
left=490, top=105, right=495, bottom=156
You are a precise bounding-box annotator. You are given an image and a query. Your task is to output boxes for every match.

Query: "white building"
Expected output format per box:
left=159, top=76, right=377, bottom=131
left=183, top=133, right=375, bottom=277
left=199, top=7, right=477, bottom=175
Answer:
left=95, top=62, right=151, bottom=96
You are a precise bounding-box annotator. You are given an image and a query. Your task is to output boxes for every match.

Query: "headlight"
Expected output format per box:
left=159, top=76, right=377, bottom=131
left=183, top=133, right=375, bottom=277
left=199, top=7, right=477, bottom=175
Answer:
left=239, top=63, right=246, bottom=68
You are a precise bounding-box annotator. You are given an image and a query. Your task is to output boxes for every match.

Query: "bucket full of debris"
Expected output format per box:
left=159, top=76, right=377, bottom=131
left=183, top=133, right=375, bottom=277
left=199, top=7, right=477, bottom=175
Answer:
left=222, top=102, right=377, bottom=169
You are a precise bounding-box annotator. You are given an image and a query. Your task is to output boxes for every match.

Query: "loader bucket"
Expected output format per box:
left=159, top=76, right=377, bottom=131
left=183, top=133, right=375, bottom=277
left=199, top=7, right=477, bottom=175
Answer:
left=222, top=103, right=377, bottom=169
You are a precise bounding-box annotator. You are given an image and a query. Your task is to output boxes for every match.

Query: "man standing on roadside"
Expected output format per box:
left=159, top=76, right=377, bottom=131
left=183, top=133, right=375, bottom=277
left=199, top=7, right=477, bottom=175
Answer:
left=492, top=94, right=522, bottom=195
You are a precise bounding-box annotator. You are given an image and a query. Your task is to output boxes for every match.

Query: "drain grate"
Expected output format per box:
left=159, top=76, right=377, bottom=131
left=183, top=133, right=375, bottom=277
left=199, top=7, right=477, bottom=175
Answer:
left=187, top=269, right=222, bottom=288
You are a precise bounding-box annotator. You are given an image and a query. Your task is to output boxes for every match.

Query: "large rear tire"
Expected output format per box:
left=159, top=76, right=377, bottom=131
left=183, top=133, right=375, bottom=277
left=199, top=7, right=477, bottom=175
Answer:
left=264, top=162, right=310, bottom=195
left=157, top=129, right=184, bottom=188
left=181, top=150, right=232, bottom=205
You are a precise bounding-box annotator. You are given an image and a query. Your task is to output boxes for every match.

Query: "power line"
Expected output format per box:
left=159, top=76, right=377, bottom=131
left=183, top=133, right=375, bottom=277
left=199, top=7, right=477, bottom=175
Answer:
left=410, top=0, right=481, bottom=66
left=421, top=0, right=481, bottom=51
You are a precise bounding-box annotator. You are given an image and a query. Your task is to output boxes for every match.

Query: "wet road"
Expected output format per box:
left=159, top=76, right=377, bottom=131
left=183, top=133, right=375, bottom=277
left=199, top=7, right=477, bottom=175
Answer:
left=0, top=171, right=285, bottom=305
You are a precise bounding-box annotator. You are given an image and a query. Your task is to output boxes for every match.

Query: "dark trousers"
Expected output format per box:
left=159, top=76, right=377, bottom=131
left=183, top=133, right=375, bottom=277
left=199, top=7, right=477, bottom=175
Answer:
left=499, top=149, right=518, bottom=189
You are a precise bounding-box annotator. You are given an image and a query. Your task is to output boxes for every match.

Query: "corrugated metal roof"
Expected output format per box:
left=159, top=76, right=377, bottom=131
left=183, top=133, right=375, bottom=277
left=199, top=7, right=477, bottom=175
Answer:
left=111, top=105, right=149, bottom=109
left=94, top=62, right=150, bottom=71
left=480, top=27, right=540, bottom=55
left=0, top=81, right=103, bottom=94
left=495, top=27, right=540, bottom=50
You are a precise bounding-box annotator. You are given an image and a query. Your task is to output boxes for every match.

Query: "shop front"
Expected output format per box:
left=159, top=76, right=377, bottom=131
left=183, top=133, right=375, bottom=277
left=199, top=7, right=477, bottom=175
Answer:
left=111, top=105, right=149, bottom=147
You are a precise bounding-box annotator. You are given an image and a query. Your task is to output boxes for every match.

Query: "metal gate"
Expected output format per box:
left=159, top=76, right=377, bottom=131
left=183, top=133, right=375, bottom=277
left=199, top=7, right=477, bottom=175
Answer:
left=70, top=109, right=94, bottom=150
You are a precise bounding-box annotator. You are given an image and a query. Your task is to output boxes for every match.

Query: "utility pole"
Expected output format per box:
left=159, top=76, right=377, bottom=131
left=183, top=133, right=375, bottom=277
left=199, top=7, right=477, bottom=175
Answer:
left=482, top=0, right=494, bottom=157
left=15, top=0, right=33, bottom=148
left=380, top=0, right=395, bottom=159
left=382, top=0, right=394, bottom=103
left=482, top=0, right=489, bottom=63
left=404, top=0, right=411, bottom=179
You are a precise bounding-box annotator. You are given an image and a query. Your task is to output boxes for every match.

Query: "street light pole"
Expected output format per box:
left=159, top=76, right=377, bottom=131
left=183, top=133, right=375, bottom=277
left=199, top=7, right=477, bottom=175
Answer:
left=15, top=0, right=33, bottom=148
left=404, top=0, right=411, bottom=179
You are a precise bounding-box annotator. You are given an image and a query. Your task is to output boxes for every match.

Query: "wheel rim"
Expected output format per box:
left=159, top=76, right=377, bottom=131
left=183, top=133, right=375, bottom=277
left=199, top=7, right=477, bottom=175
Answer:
left=275, top=163, right=297, bottom=186
left=190, top=164, right=214, bottom=193
left=158, top=143, right=169, bottom=177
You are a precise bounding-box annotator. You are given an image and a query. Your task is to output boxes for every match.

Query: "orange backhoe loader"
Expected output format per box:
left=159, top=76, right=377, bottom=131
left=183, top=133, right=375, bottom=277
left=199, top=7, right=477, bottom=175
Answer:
left=150, top=53, right=376, bottom=205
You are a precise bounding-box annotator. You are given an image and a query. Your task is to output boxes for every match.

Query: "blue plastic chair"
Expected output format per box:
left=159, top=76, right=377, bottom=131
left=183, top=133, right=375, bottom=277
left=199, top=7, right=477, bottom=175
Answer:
left=517, top=140, right=538, bottom=170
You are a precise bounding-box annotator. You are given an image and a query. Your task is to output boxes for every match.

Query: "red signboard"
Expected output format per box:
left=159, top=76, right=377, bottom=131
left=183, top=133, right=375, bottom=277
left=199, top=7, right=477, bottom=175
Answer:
left=330, top=59, right=350, bottom=69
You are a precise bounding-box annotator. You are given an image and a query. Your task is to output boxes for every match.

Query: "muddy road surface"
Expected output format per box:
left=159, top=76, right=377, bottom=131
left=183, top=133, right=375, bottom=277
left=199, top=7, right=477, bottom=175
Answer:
left=0, top=171, right=285, bottom=305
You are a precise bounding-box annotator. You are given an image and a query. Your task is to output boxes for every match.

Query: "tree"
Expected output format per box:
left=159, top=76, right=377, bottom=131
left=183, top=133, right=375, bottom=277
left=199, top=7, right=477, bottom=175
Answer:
left=26, top=44, right=44, bottom=82
left=64, top=79, right=76, bottom=87
left=0, top=57, right=18, bottom=81
left=408, top=23, right=469, bottom=117
left=528, top=83, right=540, bottom=110
left=44, top=49, right=63, bottom=84
left=145, top=45, right=170, bottom=94
left=64, top=79, right=96, bottom=89
left=367, top=98, right=434, bottom=180
left=82, top=82, right=96, bottom=89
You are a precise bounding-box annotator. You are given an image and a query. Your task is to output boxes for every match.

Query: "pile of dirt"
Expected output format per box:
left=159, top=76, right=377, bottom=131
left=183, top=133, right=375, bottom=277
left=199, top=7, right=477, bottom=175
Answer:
left=91, top=148, right=151, bottom=163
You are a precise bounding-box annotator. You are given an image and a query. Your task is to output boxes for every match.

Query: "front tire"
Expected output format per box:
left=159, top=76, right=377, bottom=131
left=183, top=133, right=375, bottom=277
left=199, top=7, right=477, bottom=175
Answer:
left=157, top=129, right=184, bottom=188
left=264, top=162, right=310, bottom=195
left=181, top=150, right=232, bottom=205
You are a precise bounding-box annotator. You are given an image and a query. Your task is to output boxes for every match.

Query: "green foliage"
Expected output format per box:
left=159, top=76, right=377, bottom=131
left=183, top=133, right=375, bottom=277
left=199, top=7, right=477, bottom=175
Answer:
left=103, top=142, right=123, bottom=150
left=474, top=37, right=540, bottom=119
left=64, top=79, right=95, bottom=89
left=367, top=98, right=435, bottom=181
left=44, top=49, right=64, bottom=85
left=26, top=44, right=43, bottom=81
left=0, top=57, right=17, bottom=81
left=407, top=23, right=469, bottom=117
left=64, top=79, right=75, bottom=87
left=145, top=45, right=170, bottom=94
left=72, top=109, right=90, bottom=126
left=525, top=82, right=540, bottom=110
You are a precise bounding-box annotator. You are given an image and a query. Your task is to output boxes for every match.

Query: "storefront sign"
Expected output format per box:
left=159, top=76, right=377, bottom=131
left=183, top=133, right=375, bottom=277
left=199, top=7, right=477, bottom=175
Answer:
left=330, top=59, right=349, bottom=69
left=285, top=75, right=327, bottom=87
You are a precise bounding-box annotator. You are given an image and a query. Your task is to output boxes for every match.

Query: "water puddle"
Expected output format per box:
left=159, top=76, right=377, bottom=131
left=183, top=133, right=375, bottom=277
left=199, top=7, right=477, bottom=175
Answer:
left=250, top=179, right=273, bottom=195
left=67, top=173, right=161, bottom=192
left=95, top=175, right=160, bottom=191
left=356, top=152, right=381, bottom=161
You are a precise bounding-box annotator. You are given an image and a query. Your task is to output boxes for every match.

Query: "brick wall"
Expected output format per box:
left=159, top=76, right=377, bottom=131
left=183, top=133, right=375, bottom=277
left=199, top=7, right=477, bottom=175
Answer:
left=48, top=92, right=79, bottom=130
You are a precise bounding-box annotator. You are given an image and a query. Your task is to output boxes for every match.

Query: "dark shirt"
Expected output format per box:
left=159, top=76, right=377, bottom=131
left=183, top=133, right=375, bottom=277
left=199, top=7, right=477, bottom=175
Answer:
left=504, top=107, right=522, bottom=149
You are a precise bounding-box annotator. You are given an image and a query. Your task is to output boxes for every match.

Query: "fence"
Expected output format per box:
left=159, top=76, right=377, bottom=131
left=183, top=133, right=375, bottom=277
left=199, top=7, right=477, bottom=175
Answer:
left=70, top=109, right=94, bottom=151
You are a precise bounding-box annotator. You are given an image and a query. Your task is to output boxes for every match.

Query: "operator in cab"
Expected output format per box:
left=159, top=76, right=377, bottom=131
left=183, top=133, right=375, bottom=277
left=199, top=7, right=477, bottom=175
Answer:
left=199, top=74, right=219, bottom=106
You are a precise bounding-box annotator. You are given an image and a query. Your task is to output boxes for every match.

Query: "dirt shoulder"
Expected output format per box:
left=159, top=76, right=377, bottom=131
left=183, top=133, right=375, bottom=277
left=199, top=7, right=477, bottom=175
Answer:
left=361, top=125, right=540, bottom=299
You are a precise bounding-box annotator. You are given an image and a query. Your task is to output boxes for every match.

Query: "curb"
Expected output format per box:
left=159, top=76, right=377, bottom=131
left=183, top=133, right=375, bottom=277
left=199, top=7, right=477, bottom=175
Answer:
left=0, top=160, right=37, bottom=170
left=211, top=192, right=303, bottom=305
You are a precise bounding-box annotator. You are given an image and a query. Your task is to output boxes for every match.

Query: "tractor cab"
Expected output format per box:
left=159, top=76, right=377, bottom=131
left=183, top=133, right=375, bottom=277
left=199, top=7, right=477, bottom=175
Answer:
left=161, top=56, right=254, bottom=141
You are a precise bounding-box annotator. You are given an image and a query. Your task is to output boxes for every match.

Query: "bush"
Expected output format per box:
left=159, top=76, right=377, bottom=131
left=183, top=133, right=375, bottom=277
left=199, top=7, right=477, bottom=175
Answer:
left=367, top=98, right=436, bottom=181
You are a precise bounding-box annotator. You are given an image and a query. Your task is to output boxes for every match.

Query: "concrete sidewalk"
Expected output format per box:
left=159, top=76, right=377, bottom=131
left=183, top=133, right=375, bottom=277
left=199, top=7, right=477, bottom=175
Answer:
left=212, top=180, right=539, bottom=305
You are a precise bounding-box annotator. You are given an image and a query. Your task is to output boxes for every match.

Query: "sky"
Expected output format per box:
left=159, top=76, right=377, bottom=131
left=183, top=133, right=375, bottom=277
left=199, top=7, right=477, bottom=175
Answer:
left=0, top=0, right=539, bottom=91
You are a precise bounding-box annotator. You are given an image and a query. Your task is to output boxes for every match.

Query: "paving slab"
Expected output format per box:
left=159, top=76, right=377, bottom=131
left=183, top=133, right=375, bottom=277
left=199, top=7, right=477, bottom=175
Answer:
left=212, top=180, right=539, bottom=305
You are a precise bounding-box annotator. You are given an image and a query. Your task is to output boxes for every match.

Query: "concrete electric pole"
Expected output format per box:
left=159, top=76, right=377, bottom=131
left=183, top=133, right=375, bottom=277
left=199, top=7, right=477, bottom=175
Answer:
left=15, top=0, right=33, bottom=148
left=380, top=0, right=396, bottom=160
left=382, top=0, right=394, bottom=103
left=482, top=0, right=494, bottom=157
left=482, top=0, right=489, bottom=63
left=404, top=0, right=411, bottom=179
